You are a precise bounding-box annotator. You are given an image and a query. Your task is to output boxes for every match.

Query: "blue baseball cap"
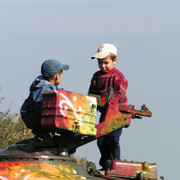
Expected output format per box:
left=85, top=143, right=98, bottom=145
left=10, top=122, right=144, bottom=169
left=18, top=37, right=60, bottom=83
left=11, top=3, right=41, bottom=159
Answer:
left=41, top=59, right=69, bottom=78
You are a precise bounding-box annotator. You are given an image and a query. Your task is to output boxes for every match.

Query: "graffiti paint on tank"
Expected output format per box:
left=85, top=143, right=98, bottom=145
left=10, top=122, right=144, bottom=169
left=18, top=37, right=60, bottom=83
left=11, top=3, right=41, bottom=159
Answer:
left=0, top=161, right=87, bottom=180
left=41, top=90, right=97, bottom=136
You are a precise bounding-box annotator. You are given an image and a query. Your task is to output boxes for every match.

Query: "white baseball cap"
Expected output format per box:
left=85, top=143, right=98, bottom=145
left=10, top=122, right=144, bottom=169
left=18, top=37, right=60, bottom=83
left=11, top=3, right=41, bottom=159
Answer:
left=91, top=43, right=117, bottom=59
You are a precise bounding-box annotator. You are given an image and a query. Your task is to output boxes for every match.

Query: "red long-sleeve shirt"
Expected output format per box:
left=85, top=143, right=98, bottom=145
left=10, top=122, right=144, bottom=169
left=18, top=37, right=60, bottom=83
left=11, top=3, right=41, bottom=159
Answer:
left=89, top=67, right=128, bottom=105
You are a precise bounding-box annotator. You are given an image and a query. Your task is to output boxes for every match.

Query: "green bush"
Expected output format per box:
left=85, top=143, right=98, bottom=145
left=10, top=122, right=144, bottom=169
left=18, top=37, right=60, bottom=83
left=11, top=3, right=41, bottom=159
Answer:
left=0, top=97, right=33, bottom=150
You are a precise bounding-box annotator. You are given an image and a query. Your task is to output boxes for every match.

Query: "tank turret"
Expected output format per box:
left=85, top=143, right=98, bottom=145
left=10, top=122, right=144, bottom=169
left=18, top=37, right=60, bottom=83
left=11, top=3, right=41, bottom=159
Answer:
left=0, top=89, right=157, bottom=180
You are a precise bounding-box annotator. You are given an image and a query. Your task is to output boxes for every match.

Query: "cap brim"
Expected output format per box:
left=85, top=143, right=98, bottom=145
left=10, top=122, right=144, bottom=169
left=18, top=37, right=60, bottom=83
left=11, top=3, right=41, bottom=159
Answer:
left=91, top=52, right=109, bottom=60
left=62, top=64, right=69, bottom=70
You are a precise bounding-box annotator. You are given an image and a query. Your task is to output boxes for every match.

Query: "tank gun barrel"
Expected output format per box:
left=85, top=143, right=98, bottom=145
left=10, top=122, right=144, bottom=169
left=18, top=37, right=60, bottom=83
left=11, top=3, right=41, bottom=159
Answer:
left=119, top=104, right=152, bottom=119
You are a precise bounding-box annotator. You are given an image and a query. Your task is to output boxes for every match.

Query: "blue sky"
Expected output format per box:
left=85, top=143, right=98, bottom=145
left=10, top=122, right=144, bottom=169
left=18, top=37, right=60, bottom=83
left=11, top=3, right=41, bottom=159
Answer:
left=0, top=1, right=180, bottom=179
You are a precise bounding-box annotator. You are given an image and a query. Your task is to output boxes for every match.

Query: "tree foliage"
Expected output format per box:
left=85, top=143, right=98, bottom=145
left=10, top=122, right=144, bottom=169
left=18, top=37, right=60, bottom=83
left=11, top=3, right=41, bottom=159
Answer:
left=0, top=97, right=33, bottom=150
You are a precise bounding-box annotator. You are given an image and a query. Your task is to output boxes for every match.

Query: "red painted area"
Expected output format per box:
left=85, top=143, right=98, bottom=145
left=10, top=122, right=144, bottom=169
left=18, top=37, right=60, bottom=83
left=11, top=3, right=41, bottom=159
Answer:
left=41, top=90, right=97, bottom=136
left=106, top=161, right=141, bottom=178
left=105, top=160, right=157, bottom=179
left=96, top=98, right=131, bottom=138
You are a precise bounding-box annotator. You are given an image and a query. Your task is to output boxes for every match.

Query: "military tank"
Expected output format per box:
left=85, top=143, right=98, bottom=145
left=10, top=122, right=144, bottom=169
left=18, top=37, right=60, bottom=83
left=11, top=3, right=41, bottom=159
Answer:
left=0, top=89, right=157, bottom=180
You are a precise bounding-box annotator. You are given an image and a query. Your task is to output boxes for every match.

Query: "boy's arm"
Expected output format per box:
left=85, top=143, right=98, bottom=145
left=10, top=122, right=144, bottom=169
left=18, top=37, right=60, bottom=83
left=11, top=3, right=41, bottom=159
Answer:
left=88, top=75, right=97, bottom=94
left=33, top=85, right=54, bottom=109
left=113, top=75, right=128, bottom=105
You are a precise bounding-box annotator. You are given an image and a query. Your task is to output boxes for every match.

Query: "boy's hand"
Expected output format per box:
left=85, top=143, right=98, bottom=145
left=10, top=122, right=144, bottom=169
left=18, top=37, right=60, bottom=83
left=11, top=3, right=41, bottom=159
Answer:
left=53, top=90, right=58, bottom=94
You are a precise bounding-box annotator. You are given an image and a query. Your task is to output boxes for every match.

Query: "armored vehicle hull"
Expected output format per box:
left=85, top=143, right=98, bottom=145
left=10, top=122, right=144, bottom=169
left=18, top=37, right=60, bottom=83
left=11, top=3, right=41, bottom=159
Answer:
left=0, top=143, right=157, bottom=180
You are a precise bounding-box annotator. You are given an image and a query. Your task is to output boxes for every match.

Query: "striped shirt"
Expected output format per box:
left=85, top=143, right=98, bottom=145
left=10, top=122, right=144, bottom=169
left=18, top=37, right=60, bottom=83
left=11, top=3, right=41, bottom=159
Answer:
left=89, top=67, right=128, bottom=105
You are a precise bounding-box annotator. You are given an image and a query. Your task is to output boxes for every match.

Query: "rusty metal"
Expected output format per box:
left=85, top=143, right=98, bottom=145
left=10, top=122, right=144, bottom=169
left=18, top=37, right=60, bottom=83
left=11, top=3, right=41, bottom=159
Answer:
left=119, top=104, right=152, bottom=119
left=96, top=98, right=131, bottom=138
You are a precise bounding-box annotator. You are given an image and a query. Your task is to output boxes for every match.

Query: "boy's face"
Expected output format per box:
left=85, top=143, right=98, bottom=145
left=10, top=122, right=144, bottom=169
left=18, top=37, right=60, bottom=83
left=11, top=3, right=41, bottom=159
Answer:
left=55, top=70, right=63, bottom=85
left=97, top=55, right=117, bottom=73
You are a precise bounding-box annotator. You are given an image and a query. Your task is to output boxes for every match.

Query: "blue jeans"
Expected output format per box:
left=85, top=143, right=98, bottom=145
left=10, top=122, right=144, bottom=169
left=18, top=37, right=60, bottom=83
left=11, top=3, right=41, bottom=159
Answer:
left=97, top=128, right=122, bottom=168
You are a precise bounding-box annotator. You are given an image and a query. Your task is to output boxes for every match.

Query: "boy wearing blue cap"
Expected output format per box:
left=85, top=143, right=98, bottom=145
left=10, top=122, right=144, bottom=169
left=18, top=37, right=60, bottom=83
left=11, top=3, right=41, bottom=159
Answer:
left=20, top=59, right=69, bottom=138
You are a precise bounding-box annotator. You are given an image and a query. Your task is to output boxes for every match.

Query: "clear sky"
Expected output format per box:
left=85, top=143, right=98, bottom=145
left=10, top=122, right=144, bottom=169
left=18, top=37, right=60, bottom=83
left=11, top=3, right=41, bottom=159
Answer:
left=0, top=1, right=180, bottom=179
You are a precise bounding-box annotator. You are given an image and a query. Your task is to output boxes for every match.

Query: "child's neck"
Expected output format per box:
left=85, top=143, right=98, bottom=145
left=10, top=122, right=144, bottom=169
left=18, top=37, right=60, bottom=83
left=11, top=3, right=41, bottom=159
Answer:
left=48, top=79, right=56, bottom=86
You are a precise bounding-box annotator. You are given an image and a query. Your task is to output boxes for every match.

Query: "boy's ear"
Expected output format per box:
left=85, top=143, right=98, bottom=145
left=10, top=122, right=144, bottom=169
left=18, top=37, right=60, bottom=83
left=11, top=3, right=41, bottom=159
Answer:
left=54, top=74, right=58, bottom=80
left=113, top=57, right=118, bottom=65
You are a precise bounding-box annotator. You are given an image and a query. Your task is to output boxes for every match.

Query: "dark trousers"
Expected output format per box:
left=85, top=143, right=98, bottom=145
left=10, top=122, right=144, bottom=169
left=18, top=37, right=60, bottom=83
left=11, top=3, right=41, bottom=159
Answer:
left=97, top=128, right=122, bottom=168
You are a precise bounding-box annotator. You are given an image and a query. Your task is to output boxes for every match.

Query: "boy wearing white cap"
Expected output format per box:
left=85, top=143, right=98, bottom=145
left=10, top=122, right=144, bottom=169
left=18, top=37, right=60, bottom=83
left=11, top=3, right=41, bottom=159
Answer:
left=89, top=43, right=128, bottom=170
